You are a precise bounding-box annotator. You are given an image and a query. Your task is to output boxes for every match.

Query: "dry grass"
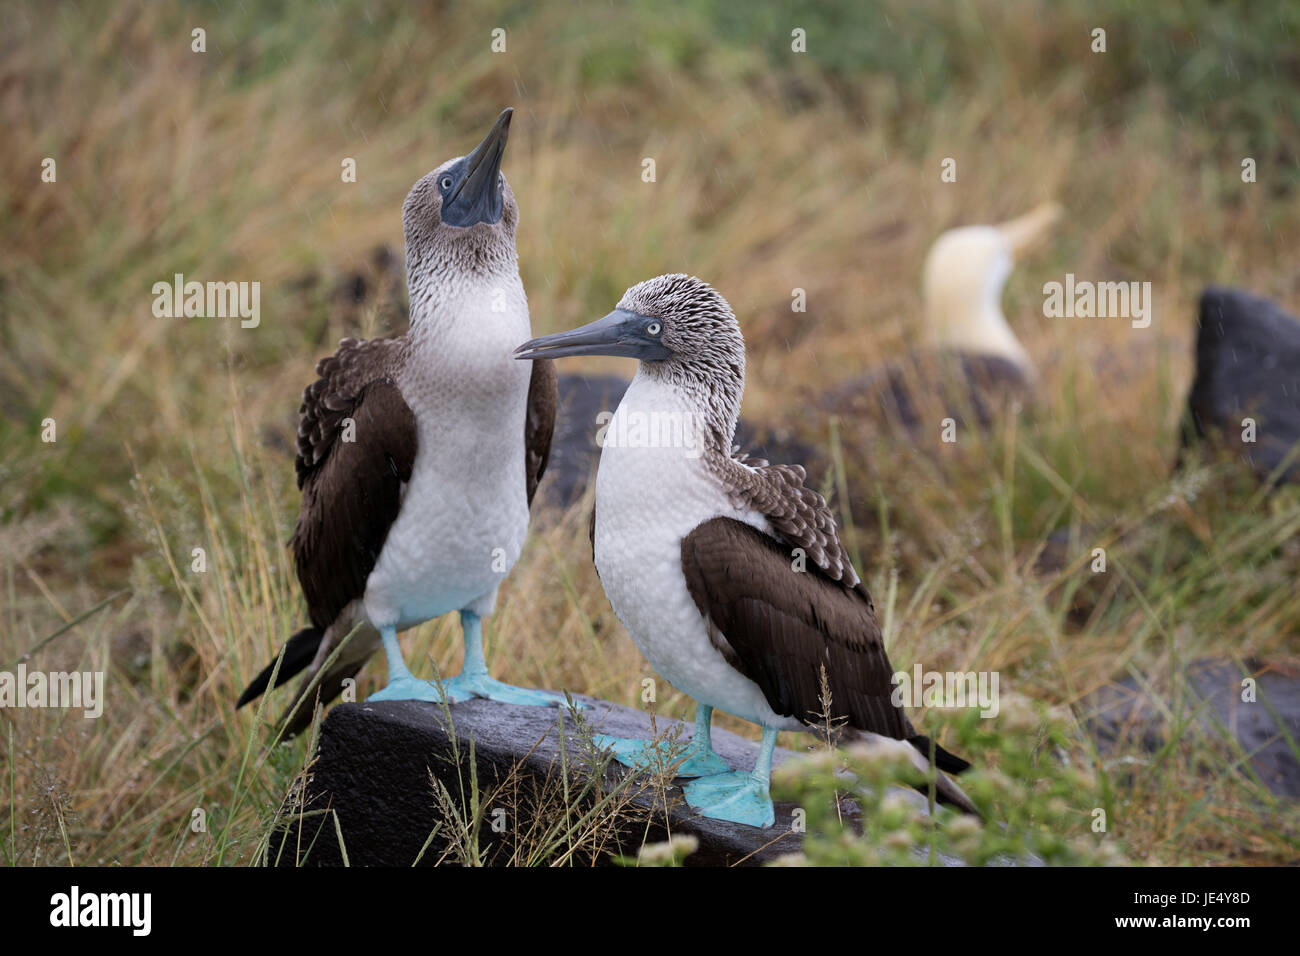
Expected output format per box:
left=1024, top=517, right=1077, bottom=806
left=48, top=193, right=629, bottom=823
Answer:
left=2, top=0, right=1298, bottom=865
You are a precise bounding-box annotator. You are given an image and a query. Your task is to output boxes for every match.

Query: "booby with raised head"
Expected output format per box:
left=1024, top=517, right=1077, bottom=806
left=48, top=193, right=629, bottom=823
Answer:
left=238, top=108, right=565, bottom=735
left=514, top=274, right=977, bottom=826
left=823, top=203, right=1060, bottom=431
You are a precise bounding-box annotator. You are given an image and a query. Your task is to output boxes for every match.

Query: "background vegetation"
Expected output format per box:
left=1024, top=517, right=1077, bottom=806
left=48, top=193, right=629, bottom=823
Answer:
left=2, top=0, right=1297, bottom=865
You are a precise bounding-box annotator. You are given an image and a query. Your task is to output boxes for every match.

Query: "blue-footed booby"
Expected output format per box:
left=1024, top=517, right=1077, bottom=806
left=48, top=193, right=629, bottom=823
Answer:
left=823, top=203, right=1060, bottom=431
left=514, top=274, right=978, bottom=826
left=238, top=108, right=565, bottom=735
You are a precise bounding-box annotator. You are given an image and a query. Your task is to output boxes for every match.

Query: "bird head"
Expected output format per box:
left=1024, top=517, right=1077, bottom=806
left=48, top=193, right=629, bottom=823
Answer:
left=402, top=108, right=520, bottom=279
left=515, top=273, right=745, bottom=378
left=921, top=202, right=1061, bottom=373
left=514, top=274, right=747, bottom=447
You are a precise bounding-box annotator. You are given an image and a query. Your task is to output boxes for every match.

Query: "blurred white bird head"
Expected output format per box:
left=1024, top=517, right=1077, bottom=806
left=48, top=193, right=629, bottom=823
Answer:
left=921, top=202, right=1061, bottom=377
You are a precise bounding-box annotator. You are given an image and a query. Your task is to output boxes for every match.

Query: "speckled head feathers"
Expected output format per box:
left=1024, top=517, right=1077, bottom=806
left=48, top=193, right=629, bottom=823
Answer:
left=618, top=274, right=746, bottom=383
left=619, top=273, right=747, bottom=448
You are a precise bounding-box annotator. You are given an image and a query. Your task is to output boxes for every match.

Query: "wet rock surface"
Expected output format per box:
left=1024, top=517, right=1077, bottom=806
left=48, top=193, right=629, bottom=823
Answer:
left=1181, top=287, right=1300, bottom=485
left=269, top=694, right=979, bottom=867
left=1083, top=658, right=1300, bottom=799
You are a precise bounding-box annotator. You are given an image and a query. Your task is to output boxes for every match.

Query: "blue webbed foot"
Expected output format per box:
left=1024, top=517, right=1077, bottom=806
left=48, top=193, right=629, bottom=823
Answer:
left=367, top=674, right=446, bottom=704
left=438, top=672, right=574, bottom=708
left=683, top=771, right=776, bottom=828
left=445, top=612, right=578, bottom=708
left=592, top=734, right=731, bottom=778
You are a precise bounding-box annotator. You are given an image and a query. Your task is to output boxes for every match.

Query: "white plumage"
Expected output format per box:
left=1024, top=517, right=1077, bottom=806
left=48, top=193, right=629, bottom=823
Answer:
left=593, top=370, right=805, bottom=732
left=366, top=272, right=533, bottom=631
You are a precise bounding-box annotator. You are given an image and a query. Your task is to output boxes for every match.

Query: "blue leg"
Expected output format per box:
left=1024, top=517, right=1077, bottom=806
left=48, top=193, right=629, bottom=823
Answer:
left=367, top=625, right=446, bottom=703
left=593, top=701, right=731, bottom=778
left=435, top=611, right=570, bottom=707
left=683, top=726, right=778, bottom=828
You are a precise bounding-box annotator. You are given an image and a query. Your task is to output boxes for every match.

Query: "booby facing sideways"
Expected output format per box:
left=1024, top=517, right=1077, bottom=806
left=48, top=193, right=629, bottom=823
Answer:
left=1180, top=287, right=1300, bottom=486
left=514, top=275, right=977, bottom=826
left=822, top=203, right=1060, bottom=431
left=238, top=109, right=565, bottom=735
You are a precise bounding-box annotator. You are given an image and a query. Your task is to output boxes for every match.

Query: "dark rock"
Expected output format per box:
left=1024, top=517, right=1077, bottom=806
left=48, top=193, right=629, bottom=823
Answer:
left=1180, top=287, right=1300, bottom=485
left=267, top=694, right=971, bottom=867
left=538, top=374, right=820, bottom=508
left=1083, top=658, right=1300, bottom=799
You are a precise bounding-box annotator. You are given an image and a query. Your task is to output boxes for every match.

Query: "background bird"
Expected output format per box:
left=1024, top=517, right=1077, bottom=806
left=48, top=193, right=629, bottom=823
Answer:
left=515, top=273, right=978, bottom=827
left=822, top=203, right=1060, bottom=433
left=237, top=108, right=564, bottom=736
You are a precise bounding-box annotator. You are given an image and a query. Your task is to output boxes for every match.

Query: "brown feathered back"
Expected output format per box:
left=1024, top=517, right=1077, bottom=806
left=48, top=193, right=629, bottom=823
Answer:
left=681, top=516, right=907, bottom=738
left=524, top=359, right=558, bottom=505
left=290, top=338, right=416, bottom=630
left=715, top=453, right=860, bottom=588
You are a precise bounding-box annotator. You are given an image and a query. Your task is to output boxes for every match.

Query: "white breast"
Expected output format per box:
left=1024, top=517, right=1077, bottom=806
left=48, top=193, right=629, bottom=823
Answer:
left=365, top=273, right=533, bottom=629
left=592, top=372, right=804, bottom=730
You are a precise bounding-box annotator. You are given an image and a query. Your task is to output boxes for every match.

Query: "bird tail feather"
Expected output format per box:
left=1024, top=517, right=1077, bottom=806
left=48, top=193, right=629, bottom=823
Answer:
left=242, top=619, right=379, bottom=739
left=928, top=770, right=980, bottom=817
left=907, top=734, right=972, bottom=775
left=276, top=660, right=365, bottom=739
left=835, top=726, right=981, bottom=817
left=236, top=627, right=323, bottom=709
left=906, top=734, right=980, bottom=817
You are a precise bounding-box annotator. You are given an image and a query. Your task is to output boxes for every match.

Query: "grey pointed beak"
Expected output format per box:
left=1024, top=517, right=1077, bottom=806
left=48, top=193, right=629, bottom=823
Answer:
left=513, top=309, right=672, bottom=362
left=443, top=108, right=512, bottom=227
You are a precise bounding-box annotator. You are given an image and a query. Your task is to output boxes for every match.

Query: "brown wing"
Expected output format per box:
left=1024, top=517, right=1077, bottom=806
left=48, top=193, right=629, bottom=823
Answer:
left=525, top=358, right=558, bottom=506
left=290, top=339, right=416, bottom=629
left=295, top=338, right=402, bottom=486
left=721, top=456, right=860, bottom=588
left=681, top=516, right=910, bottom=740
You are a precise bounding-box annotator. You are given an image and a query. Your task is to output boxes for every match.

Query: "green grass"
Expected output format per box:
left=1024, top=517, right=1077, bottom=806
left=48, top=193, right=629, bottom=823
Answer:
left=2, top=0, right=1298, bottom=865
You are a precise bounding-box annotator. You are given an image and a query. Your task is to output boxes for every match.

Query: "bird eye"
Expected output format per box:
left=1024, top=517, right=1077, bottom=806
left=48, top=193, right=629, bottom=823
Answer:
left=440, top=176, right=453, bottom=190
left=646, top=321, right=662, bottom=336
